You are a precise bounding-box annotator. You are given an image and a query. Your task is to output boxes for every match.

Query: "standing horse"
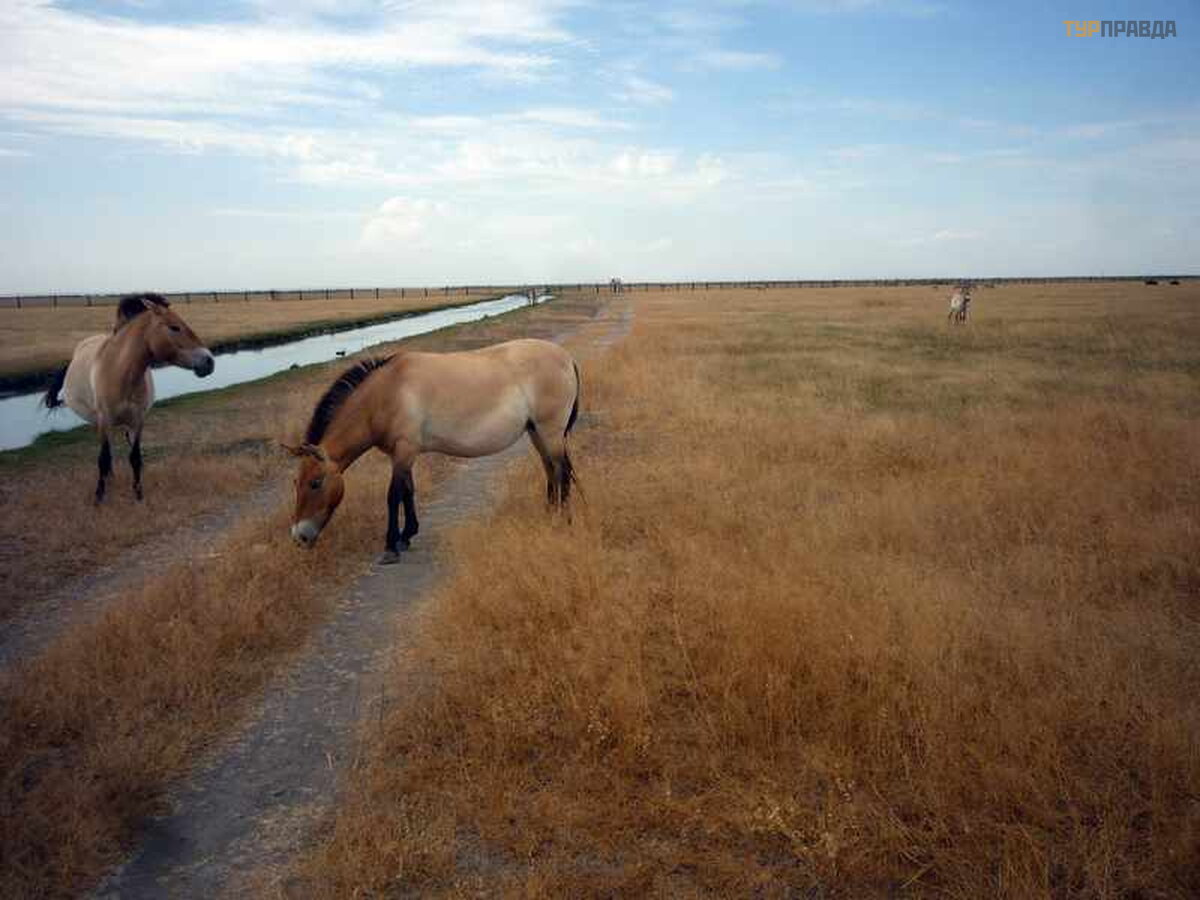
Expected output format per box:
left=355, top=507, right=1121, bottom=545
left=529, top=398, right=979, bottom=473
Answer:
left=284, top=338, right=580, bottom=564
left=947, top=286, right=972, bottom=324
left=43, top=293, right=215, bottom=503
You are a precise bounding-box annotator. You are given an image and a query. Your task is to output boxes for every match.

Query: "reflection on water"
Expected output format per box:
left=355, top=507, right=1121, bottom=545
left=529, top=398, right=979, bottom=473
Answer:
left=0, top=293, right=550, bottom=452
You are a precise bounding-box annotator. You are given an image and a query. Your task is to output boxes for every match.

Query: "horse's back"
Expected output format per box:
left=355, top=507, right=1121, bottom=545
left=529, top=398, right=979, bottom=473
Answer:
left=397, top=339, right=577, bottom=455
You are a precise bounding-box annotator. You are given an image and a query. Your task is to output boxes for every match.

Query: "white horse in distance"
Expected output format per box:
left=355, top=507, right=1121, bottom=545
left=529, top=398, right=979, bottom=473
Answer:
left=947, top=286, right=972, bottom=324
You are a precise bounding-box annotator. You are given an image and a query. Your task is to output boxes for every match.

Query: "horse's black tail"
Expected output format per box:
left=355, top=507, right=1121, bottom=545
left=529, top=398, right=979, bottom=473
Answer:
left=565, top=361, right=580, bottom=436
left=558, top=446, right=581, bottom=505
left=43, top=365, right=68, bottom=409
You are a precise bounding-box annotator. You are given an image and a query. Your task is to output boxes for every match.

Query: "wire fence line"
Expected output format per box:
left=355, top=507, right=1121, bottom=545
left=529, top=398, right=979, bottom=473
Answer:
left=0, top=275, right=1190, bottom=309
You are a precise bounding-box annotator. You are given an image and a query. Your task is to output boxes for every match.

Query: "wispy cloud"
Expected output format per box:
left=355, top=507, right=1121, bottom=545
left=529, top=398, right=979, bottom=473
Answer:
left=693, top=49, right=782, bottom=70
left=512, top=107, right=630, bottom=130
left=1, top=0, right=567, bottom=122
left=209, top=206, right=360, bottom=220
left=896, top=228, right=982, bottom=246
left=789, top=0, right=947, bottom=15
left=612, top=75, right=675, bottom=106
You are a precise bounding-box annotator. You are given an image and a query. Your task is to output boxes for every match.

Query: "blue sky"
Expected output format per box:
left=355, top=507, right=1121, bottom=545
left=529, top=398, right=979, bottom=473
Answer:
left=1, top=1, right=1196, bottom=292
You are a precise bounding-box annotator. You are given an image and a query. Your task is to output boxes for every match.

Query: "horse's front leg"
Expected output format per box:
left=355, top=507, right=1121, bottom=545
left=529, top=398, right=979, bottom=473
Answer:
left=94, top=428, right=113, bottom=505
left=380, top=459, right=418, bottom=565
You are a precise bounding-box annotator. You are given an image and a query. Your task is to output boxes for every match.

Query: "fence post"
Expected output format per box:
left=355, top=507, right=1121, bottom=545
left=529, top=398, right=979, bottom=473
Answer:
left=212, top=291, right=218, bottom=304
left=270, top=290, right=276, bottom=302
left=244, top=290, right=249, bottom=302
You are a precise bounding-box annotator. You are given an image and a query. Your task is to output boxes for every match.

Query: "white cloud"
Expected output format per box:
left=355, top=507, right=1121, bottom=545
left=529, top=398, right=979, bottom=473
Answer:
left=789, top=1, right=946, bottom=14
left=0, top=0, right=565, bottom=123
left=610, top=149, right=677, bottom=177
left=895, top=228, right=982, bottom=247
left=512, top=107, right=629, bottom=130
left=830, top=143, right=891, bottom=161
left=360, top=196, right=446, bottom=249
left=209, top=206, right=359, bottom=220
left=612, top=75, right=675, bottom=106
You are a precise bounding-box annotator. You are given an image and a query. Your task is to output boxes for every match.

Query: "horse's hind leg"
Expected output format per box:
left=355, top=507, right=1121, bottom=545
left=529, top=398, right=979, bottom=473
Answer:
left=130, top=428, right=144, bottom=501
left=526, top=424, right=562, bottom=505
left=527, top=424, right=573, bottom=509
left=94, top=431, right=113, bottom=505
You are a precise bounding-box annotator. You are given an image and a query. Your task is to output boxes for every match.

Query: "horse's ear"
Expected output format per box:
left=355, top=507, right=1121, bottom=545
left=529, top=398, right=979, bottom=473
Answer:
left=279, top=441, right=326, bottom=460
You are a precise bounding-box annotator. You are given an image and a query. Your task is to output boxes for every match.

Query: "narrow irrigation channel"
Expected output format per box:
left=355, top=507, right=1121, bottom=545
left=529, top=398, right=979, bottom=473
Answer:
left=0, top=293, right=551, bottom=452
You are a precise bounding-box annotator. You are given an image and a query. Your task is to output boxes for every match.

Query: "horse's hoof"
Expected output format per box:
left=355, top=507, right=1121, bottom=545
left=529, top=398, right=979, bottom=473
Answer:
left=134, top=488, right=144, bottom=502
left=377, top=550, right=403, bottom=566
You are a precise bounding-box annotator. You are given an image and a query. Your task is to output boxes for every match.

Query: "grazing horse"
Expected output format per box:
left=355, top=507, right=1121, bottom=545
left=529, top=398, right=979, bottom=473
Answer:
left=43, top=293, right=215, bottom=502
left=284, top=338, right=580, bottom=564
left=947, top=287, right=972, bottom=324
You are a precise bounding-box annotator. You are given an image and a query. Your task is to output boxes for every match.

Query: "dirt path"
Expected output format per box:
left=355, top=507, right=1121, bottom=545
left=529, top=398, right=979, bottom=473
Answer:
left=93, top=301, right=632, bottom=899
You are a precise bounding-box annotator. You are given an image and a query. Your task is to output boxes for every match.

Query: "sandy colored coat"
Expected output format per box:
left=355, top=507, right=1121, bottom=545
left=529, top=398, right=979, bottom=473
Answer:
left=62, top=332, right=156, bottom=428
left=379, top=339, right=578, bottom=461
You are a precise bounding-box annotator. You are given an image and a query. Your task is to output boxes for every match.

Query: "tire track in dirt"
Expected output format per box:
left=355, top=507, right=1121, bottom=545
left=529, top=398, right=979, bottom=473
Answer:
left=94, top=301, right=633, bottom=899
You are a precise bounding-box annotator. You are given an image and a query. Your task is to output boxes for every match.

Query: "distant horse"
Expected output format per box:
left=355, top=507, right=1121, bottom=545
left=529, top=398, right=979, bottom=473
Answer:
left=284, top=339, right=580, bottom=564
left=43, top=293, right=215, bottom=502
left=947, top=287, right=972, bottom=324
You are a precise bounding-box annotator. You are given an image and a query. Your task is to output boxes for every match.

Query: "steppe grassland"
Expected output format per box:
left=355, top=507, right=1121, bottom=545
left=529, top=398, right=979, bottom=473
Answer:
left=301, top=282, right=1200, bottom=897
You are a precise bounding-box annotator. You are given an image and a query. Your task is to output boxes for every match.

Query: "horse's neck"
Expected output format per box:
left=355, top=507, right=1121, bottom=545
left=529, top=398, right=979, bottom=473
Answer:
left=322, top=383, right=388, bottom=472
left=106, top=317, right=155, bottom=391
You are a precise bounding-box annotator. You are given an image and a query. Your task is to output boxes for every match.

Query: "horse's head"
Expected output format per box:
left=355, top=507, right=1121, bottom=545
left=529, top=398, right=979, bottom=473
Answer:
left=282, top=442, right=345, bottom=548
left=141, top=298, right=215, bottom=377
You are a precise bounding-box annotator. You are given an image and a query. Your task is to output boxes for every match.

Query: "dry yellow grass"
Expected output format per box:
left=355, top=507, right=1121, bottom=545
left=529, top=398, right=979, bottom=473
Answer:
left=297, top=282, right=1200, bottom=897
left=0, top=292, right=606, bottom=899
left=0, top=290, right=501, bottom=380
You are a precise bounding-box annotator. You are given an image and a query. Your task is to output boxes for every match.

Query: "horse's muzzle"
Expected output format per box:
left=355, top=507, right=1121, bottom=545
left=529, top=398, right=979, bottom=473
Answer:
left=291, top=519, right=321, bottom=548
left=194, top=352, right=215, bottom=378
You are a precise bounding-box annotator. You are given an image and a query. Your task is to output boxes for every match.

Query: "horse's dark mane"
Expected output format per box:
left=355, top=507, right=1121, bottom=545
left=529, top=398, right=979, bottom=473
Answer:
left=115, top=292, right=170, bottom=331
left=305, top=355, right=394, bottom=445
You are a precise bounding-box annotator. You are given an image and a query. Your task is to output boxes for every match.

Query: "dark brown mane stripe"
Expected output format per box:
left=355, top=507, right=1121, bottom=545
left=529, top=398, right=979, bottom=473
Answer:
left=114, top=292, right=170, bottom=331
left=305, top=355, right=394, bottom=445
